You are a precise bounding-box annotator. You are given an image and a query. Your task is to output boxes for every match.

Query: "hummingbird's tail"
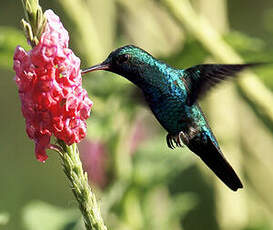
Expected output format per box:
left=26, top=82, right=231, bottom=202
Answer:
left=187, top=131, right=243, bottom=191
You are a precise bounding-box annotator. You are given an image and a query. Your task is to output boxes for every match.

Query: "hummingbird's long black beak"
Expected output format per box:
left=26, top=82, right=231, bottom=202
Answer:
left=81, top=62, right=110, bottom=75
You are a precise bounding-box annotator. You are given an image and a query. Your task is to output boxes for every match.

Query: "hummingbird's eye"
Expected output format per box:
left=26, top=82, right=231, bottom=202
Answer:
left=116, top=54, right=130, bottom=64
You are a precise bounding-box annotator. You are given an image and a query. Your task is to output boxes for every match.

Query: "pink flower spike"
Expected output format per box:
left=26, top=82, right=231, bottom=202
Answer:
left=14, top=10, right=93, bottom=162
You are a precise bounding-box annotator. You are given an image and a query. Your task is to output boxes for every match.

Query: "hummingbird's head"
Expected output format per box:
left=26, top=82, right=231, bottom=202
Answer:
left=81, top=45, right=155, bottom=82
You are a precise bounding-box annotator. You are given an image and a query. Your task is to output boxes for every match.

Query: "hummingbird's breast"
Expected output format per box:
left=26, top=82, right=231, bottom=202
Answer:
left=142, top=73, right=205, bottom=134
left=130, top=63, right=207, bottom=135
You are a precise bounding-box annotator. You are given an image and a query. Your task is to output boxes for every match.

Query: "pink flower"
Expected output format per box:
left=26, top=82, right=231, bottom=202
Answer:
left=13, top=10, right=93, bottom=162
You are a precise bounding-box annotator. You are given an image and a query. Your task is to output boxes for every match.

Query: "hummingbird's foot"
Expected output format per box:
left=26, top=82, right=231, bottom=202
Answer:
left=166, top=132, right=189, bottom=149
left=166, top=133, right=176, bottom=149
left=178, top=131, right=189, bottom=146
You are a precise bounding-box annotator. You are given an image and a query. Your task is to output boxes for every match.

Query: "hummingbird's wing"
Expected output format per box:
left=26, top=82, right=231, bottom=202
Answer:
left=184, top=63, right=261, bottom=106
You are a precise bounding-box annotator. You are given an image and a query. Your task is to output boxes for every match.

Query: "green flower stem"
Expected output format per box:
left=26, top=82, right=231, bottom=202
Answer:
left=57, top=141, right=108, bottom=230
left=20, top=1, right=108, bottom=229
left=160, top=0, right=273, bottom=132
left=21, top=0, right=46, bottom=46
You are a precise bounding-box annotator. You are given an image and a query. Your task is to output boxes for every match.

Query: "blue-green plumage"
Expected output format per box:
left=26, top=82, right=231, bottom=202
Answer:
left=82, top=45, right=260, bottom=191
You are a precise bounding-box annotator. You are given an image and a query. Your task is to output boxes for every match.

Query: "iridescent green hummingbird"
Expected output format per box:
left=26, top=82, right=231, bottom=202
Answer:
left=82, top=45, right=260, bottom=191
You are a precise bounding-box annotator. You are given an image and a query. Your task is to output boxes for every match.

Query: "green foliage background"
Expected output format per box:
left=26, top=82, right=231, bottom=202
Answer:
left=1, top=0, right=273, bottom=230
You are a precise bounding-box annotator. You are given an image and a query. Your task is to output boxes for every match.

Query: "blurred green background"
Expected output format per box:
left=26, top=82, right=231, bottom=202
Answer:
left=1, top=0, right=273, bottom=229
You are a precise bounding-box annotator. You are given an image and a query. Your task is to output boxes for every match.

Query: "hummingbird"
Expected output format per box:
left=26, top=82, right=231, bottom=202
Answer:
left=82, top=45, right=260, bottom=191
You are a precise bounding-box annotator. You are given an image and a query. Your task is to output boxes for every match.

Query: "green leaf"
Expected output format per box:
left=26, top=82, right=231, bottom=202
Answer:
left=225, top=31, right=273, bottom=90
left=132, top=136, right=194, bottom=187
left=243, top=222, right=273, bottom=230
left=22, top=200, right=80, bottom=230
left=0, top=26, right=28, bottom=70
left=160, top=38, right=209, bottom=68
left=170, top=193, right=198, bottom=220
left=225, top=31, right=265, bottom=54
left=0, top=212, right=9, bottom=226
left=143, top=186, right=197, bottom=230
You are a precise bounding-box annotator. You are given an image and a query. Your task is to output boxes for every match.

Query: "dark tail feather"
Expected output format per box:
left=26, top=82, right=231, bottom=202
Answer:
left=187, top=135, right=243, bottom=191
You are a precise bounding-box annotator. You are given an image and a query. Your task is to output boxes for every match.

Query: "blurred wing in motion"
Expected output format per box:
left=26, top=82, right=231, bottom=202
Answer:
left=184, top=63, right=262, bottom=106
